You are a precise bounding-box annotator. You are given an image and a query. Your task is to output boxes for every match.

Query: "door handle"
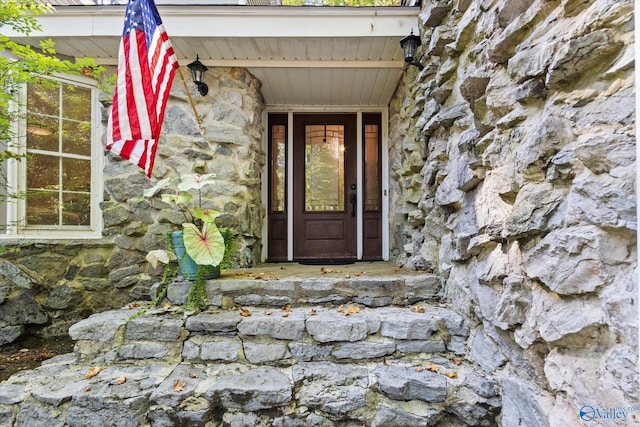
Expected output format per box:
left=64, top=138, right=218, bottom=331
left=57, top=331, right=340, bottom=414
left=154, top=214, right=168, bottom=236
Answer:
left=350, top=193, right=356, bottom=217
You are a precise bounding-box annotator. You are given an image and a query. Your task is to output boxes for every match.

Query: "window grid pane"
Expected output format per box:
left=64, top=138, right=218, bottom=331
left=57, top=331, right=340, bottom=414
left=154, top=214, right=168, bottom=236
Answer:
left=25, top=80, right=92, bottom=228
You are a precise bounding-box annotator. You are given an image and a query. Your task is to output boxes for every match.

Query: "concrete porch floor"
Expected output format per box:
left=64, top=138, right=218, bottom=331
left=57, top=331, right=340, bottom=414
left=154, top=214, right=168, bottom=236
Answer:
left=221, top=261, right=422, bottom=280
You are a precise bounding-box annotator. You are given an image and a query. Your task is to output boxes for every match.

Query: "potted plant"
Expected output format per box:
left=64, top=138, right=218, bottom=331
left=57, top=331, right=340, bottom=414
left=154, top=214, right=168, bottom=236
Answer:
left=143, top=174, right=234, bottom=281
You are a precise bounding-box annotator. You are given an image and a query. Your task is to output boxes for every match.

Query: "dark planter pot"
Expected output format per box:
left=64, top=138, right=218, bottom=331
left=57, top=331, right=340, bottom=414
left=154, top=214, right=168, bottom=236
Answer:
left=171, top=230, right=220, bottom=281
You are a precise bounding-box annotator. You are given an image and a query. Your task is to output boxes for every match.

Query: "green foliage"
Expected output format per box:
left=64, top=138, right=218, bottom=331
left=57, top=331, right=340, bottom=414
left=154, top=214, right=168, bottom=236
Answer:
left=219, top=227, right=238, bottom=270
left=186, top=268, right=207, bottom=311
left=0, top=1, right=103, bottom=141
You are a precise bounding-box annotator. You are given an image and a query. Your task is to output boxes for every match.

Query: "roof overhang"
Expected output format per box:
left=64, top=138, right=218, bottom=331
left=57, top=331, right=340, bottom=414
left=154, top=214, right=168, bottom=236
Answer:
left=6, top=6, right=420, bottom=106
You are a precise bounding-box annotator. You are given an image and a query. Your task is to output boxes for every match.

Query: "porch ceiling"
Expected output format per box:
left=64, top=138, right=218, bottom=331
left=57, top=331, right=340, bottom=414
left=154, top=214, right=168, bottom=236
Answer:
left=8, top=6, right=419, bottom=107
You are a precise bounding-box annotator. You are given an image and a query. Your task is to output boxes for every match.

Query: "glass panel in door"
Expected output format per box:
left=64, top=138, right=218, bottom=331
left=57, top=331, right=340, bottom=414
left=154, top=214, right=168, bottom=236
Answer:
left=305, top=125, right=345, bottom=212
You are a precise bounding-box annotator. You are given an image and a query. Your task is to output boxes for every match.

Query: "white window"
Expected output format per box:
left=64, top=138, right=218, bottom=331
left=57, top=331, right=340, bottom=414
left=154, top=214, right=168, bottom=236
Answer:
left=3, top=74, right=103, bottom=238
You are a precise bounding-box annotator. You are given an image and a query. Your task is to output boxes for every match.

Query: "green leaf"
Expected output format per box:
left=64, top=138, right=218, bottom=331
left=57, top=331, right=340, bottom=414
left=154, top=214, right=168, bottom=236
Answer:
left=182, top=222, right=225, bottom=266
left=194, top=207, right=220, bottom=224
left=161, top=192, right=192, bottom=205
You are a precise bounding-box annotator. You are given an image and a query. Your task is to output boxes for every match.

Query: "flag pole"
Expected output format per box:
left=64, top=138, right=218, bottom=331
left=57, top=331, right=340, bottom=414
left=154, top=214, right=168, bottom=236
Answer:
left=177, top=66, right=205, bottom=135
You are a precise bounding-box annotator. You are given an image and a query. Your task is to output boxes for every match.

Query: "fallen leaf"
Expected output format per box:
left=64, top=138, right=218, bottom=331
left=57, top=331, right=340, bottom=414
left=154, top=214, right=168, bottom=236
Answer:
left=452, top=358, right=462, bottom=366
left=445, top=371, right=458, bottom=378
left=116, top=376, right=127, bottom=385
left=309, top=309, right=317, bottom=316
left=346, top=306, right=360, bottom=315
left=411, top=306, right=425, bottom=313
left=383, top=358, right=390, bottom=366
left=282, top=313, right=289, bottom=318
left=281, top=305, right=291, bottom=312
left=239, top=307, right=252, bottom=317
left=84, top=386, right=92, bottom=392
left=84, top=366, right=103, bottom=379
left=283, top=402, right=296, bottom=415
left=173, top=380, right=186, bottom=392
left=163, top=303, right=172, bottom=310
left=125, top=302, right=141, bottom=309
left=264, top=311, right=272, bottom=316
left=35, top=352, right=53, bottom=361
left=425, top=364, right=440, bottom=374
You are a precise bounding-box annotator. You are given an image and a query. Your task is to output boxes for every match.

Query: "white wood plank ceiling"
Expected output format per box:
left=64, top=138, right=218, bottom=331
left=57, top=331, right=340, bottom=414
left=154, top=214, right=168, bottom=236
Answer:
left=7, top=5, right=420, bottom=106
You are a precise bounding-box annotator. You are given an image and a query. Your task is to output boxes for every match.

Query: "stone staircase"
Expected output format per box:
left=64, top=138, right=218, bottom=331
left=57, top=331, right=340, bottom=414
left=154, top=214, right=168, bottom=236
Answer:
left=0, top=269, right=501, bottom=426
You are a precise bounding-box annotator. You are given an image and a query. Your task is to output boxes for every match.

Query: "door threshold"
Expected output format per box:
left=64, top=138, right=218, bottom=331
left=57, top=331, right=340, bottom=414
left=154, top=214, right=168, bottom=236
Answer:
left=296, top=258, right=356, bottom=266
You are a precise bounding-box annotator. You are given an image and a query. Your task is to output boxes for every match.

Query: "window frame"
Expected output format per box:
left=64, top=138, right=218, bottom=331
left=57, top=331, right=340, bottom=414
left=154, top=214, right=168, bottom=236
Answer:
left=3, top=73, right=103, bottom=239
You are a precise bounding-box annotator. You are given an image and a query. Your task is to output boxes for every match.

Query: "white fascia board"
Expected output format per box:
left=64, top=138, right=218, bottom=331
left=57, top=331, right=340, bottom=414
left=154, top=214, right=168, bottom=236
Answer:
left=4, top=6, right=419, bottom=38
left=176, top=60, right=402, bottom=68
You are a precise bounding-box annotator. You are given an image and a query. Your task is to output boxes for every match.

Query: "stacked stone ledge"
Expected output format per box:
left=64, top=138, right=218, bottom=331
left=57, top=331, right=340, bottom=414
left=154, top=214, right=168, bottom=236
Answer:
left=0, top=274, right=501, bottom=426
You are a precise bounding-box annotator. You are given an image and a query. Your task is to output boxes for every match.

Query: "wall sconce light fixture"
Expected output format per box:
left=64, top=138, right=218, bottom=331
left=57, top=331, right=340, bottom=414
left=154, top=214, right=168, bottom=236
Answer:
left=187, top=55, right=209, bottom=96
left=400, top=29, right=424, bottom=71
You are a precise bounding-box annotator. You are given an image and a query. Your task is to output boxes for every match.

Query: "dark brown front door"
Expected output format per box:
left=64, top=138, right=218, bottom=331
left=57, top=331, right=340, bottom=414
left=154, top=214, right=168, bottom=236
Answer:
left=293, top=114, right=357, bottom=261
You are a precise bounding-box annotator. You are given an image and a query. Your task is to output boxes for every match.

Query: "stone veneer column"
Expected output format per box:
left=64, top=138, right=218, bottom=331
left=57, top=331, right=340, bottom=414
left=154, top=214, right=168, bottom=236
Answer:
left=388, top=0, right=637, bottom=424
left=103, top=66, right=265, bottom=280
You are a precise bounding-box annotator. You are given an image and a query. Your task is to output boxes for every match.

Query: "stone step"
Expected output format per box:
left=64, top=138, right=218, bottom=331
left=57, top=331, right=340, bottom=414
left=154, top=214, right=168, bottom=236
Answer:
left=0, top=303, right=501, bottom=426
left=0, top=356, right=501, bottom=426
left=156, top=272, right=442, bottom=308
left=68, top=303, right=468, bottom=365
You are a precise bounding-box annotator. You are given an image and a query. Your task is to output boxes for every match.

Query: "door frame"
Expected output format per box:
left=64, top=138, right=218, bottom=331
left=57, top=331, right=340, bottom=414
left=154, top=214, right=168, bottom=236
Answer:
left=261, top=106, right=390, bottom=262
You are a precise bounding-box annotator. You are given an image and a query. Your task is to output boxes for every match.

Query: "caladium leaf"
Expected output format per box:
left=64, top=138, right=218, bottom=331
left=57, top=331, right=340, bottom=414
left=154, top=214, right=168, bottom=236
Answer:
left=142, top=178, right=173, bottom=198
left=182, top=222, right=225, bottom=266
left=146, top=249, right=176, bottom=268
left=194, top=207, right=220, bottom=224
left=178, top=174, right=216, bottom=192
left=161, top=191, right=192, bottom=205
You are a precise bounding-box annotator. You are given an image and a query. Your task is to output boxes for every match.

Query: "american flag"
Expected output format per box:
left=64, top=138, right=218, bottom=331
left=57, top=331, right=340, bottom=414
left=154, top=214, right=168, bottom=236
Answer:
left=106, top=0, right=178, bottom=177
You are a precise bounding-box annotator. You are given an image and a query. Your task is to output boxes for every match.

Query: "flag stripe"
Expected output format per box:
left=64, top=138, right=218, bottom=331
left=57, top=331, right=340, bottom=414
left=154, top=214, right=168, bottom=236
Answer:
left=106, top=0, right=178, bottom=177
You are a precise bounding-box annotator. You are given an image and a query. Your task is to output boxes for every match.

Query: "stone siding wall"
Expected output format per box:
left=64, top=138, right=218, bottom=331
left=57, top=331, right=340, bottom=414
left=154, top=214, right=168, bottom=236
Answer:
left=388, top=0, right=637, bottom=424
left=0, top=66, right=265, bottom=343
left=103, top=65, right=265, bottom=272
